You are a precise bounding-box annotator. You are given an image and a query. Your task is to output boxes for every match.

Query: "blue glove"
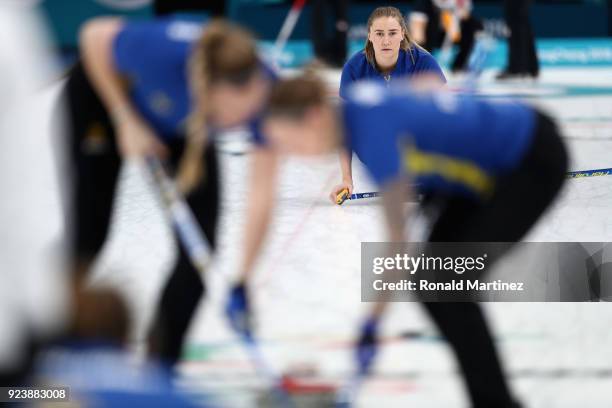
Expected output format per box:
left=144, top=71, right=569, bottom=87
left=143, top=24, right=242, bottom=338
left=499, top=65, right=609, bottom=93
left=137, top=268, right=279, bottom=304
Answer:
left=226, top=283, right=252, bottom=340
left=356, top=317, right=379, bottom=375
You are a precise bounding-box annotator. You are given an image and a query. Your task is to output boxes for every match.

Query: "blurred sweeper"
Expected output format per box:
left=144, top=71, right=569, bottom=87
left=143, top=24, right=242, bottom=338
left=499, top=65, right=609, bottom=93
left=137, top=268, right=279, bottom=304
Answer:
left=64, top=16, right=275, bottom=365
left=231, top=74, right=568, bottom=407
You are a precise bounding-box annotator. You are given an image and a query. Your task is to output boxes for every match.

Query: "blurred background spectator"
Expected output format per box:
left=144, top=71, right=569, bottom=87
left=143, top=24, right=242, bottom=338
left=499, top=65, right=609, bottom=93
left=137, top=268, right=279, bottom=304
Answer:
left=311, top=0, right=350, bottom=67
left=496, top=0, right=540, bottom=79
left=409, top=0, right=483, bottom=73
left=153, top=0, right=226, bottom=17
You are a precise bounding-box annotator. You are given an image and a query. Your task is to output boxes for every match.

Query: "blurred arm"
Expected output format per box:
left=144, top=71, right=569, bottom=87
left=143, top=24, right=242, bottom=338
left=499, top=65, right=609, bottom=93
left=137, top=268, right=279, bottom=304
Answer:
left=79, top=17, right=135, bottom=124
left=238, top=147, right=278, bottom=282
left=79, top=17, right=166, bottom=158
left=370, top=178, right=412, bottom=318
left=330, top=148, right=354, bottom=203
left=339, top=148, right=353, bottom=183
left=382, top=178, right=410, bottom=242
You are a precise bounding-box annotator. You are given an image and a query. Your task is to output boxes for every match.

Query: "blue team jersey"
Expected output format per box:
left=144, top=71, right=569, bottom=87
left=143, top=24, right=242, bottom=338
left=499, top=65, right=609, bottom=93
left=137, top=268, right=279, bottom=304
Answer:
left=339, top=47, right=446, bottom=99
left=113, top=17, right=275, bottom=143
left=342, top=82, right=536, bottom=198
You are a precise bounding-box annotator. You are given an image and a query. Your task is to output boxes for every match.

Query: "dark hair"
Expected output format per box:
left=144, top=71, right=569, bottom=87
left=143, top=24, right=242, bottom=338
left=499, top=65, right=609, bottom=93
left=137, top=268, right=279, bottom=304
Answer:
left=178, top=19, right=259, bottom=193
left=364, top=7, right=415, bottom=68
left=70, top=288, right=130, bottom=345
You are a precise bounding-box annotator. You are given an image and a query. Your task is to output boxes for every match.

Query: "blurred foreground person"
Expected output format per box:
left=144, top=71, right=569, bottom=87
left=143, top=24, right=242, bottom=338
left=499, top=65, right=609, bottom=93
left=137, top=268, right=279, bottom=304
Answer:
left=232, top=74, right=568, bottom=407
left=0, top=2, right=69, bottom=386
left=64, top=16, right=274, bottom=366
left=35, top=288, right=208, bottom=407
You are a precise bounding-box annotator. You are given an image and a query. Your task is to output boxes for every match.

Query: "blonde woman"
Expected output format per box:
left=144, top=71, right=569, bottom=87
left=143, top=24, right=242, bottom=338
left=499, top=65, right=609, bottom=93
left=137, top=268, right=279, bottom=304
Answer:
left=261, top=74, right=566, bottom=408
left=67, top=16, right=274, bottom=365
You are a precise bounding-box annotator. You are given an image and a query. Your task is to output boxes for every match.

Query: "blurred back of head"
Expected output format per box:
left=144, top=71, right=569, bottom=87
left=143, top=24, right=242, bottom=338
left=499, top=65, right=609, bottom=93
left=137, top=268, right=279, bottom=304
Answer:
left=70, top=287, right=130, bottom=345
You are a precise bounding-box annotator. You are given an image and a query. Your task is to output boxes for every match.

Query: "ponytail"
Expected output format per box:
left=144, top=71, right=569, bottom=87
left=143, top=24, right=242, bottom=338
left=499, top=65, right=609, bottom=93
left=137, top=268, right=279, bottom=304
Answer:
left=177, top=20, right=259, bottom=193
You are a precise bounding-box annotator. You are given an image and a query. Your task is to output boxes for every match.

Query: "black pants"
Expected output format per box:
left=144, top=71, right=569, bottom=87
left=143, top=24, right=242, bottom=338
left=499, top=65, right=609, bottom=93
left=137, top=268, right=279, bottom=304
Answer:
left=504, top=0, right=539, bottom=76
left=422, top=112, right=567, bottom=408
left=153, top=0, right=225, bottom=17
left=64, top=63, right=219, bottom=365
left=452, top=17, right=484, bottom=72
left=311, top=0, right=349, bottom=67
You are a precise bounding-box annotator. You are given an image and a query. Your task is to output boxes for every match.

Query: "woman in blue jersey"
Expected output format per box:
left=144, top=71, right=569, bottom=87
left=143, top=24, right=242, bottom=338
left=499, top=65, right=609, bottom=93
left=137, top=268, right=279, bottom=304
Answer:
left=227, top=7, right=448, bottom=325
left=63, top=17, right=273, bottom=365
left=332, top=6, right=446, bottom=203
left=258, top=74, right=567, bottom=408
